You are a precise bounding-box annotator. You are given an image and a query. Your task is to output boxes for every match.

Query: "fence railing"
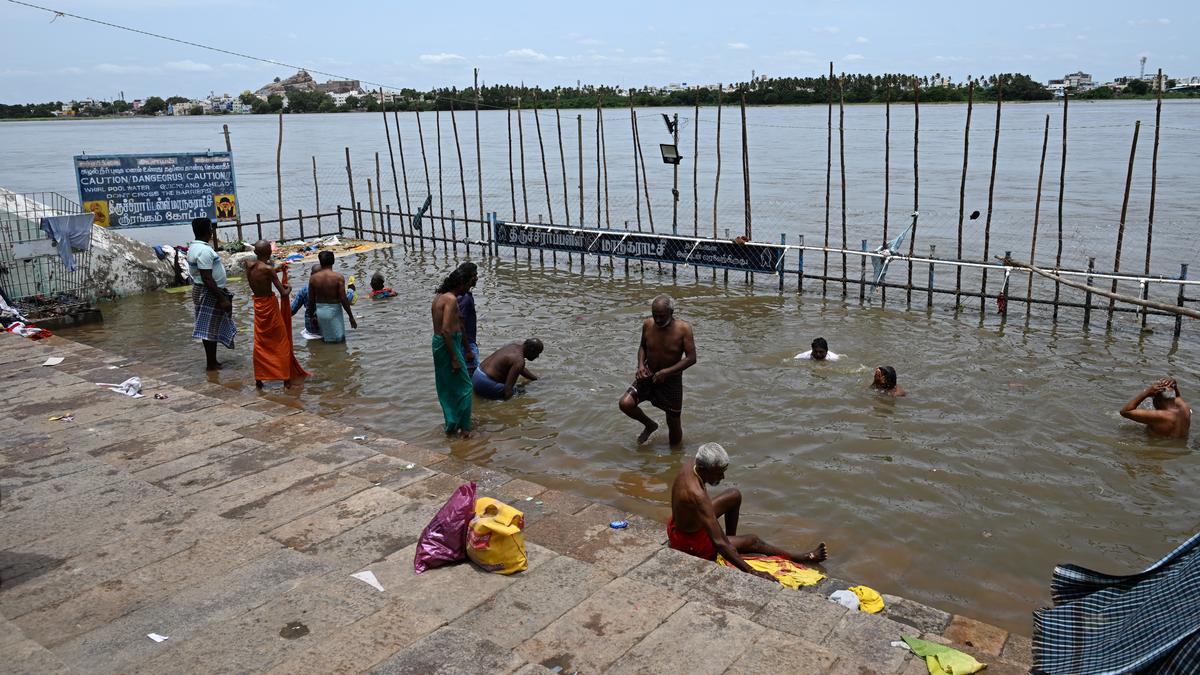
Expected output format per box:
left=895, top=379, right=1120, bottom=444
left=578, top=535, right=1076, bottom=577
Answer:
left=216, top=202, right=1197, bottom=339
left=0, top=190, right=95, bottom=321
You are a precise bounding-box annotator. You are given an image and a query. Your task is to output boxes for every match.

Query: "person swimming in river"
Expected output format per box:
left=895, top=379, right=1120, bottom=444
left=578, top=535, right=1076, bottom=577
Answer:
left=369, top=272, right=397, bottom=299
left=795, top=337, right=840, bottom=361
left=618, top=294, right=697, bottom=446
left=668, top=442, right=827, bottom=577
left=871, top=366, right=906, bottom=397
left=307, top=251, right=357, bottom=343
left=473, top=339, right=543, bottom=400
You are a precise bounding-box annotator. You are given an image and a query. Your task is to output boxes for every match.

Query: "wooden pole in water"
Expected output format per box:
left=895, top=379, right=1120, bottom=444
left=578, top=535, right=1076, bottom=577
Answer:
left=1004, top=257, right=1200, bottom=320
left=740, top=91, right=751, bottom=241
left=577, top=114, right=584, bottom=227
left=275, top=110, right=284, bottom=237
left=344, top=146, right=358, bottom=233
left=906, top=77, right=920, bottom=305
left=1026, top=114, right=1051, bottom=318
left=600, top=103, right=611, bottom=229
left=635, top=106, right=655, bottom=232
left=517, top=97, right=529, bottom=222
left=312, top=156, right=322, bottom=235
left=980, top=76, right=1002, bottom=316
left=474, top=69, right=484, bottom=238
left=1143, top=69, right=1163, bottom=327
left=507, top=108, right=517, bottom=220
left=393, top=113, right=412, bottom=214
left=630, top=98, right=643, bottom=232
left=382, top=90, right=402, bottom=227
left=956, top=80, right=974, bottom=302
left=415, top=110, right=432, bottom=249
left=555, top=94, right=571, bottom=226
left=596, top=98, right=602, bottom=228
left=881, top=86, right=890, bottom=304
left=374, top=152, right=382, bottom=229
left=1052, top=90, right=1068, bottom=321
left=531, top=99, right=554, bottom=226
left=838, top=75, right=847, bottom=297
left=450, top=102, right=469, bottom=245
left=1107, top=120, right=1141, bottom=329
left=436, top=110, right=445, bottom=239
left=693, top=93, right=700, bottom=237
left=713, top=85, right=723, bottom=239
left=824, top=62, right=833, bottom=296
left=367, top=177, right=376, bottom=232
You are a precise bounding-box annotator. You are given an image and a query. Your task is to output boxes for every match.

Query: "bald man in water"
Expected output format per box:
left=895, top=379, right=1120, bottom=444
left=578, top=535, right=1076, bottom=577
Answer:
left=1120, top=377, right=1190, bottom=439
left=618, top=294, right=697, bottom=446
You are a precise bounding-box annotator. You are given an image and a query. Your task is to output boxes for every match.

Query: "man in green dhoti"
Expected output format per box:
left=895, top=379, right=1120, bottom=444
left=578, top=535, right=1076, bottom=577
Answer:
left=431, top=267, right=475, bottom=437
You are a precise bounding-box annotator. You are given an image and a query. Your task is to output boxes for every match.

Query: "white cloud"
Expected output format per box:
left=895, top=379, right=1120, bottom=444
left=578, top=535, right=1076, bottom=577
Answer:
left=59, top=67, right=86, bottom=75
left=651, top=47, right=668, bottom=55
left=1128, top=18, right=1171, bottom=26
left=94, top=63, right=154, bottom=74
left=419, top=53, right=465, bottom=64
left=855, top=36, right=869, bottom=44
left=1025, top=22, right=1064, bottom=30
left=811, top=26, right=840, bottom=34
left=505, top=48, right=549, bottom=62
left=220, top=63, right=252, bottom=71
left=165, top=60, right=212, bottom=72
left=727, top=42, right=749, bottom=50
left=845, top=53, right=865, bottom=61
left=578, top=37, right=603, bottom=46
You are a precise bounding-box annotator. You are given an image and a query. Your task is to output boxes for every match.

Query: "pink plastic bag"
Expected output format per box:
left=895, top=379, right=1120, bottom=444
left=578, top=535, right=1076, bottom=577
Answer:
left=413, top=482, right=476, bottom=574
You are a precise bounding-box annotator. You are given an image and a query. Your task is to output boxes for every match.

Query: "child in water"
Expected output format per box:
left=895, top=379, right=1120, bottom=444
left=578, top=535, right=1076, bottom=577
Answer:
left=369, top=271, right=397, bottom=299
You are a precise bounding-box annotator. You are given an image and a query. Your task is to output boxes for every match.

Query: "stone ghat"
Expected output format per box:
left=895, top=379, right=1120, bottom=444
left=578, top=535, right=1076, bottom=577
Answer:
left=0, top=332, right=1032, bottom=674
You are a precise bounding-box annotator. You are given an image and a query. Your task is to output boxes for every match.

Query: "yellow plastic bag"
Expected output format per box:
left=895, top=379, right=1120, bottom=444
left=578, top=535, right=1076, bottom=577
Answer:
left=465, top=498, right=527, bottom=575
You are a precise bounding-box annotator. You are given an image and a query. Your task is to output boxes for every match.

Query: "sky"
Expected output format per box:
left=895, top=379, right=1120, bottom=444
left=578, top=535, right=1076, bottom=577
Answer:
left=0, top=0, right=1194, bottom=103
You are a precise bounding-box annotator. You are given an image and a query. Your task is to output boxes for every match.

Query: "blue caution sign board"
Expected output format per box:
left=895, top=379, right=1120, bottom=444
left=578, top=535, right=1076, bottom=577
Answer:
left=494, top=221, right=783, bottom=274
left=73, top=152, right=239, bottom=229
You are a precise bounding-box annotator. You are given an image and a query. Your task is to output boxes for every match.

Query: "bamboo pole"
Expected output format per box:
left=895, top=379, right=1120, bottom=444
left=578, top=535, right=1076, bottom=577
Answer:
left=344, top=146, right=358, bottom=233
left=906, top=77, right=920, bottom=305
left=415, top=110, right=432, bottom=249
left=824, top=62, right=833, bottom=295
left=393, top=113, right=412, bottom=214
left=1002, top=257, right=1200, bottom=320
left=312, top=156, right=322, bottom=235
left=980, top=76, right=1002, bottom=315
left=382, top=90, right=402, bottom=228
left=531, top=99, right=553, bottom=228
left=450, top=103, right=469, bottom=249
left=275, top=110, right=284, bottom=236
left=956, top=80, right=974, bottom=301
left=474, top=69, right=483, bottom=236
left=517, top=97, right=529, bottom=221
left=507, top=107, right=517, bottom=220
left=367, top=177, right=376, bottom=231
left=838, top=76, right=847, bottom=297
left=1107, top=120, right=1142, bottom=329
left=600, top=103, right=610, bottom=228
left=555, top=94, right=571, bottom=226
left=713, top=85, right=723, bottom=239
left=596, top=98, right=602, bottom=228
left=740, top=92, right=751, bottom=240
left=373, top=152, right=382, bottom=230
left=630, top=98, right=642, bottom=232
left=1052, top=90, right=1068, bottom=321
left=881, top=86, right=890, bottom=304
left=1143, top=69, right=1163, bottom=327
left=435, top=109, right=445, bottom=241
left=634, top=106, right=655, bottom=231
left=1025, top=114, right=1051, bottom=317
left=577, top=114, right=584, bottom=227
left=693, top=93, right=700, bottom=237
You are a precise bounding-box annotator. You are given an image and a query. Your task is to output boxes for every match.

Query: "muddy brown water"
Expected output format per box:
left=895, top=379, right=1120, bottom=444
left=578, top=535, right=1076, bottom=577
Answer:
left=60, top=246, right=1199, bottom=634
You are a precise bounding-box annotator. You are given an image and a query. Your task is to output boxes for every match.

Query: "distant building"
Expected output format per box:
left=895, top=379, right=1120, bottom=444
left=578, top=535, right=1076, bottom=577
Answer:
left=256, top=70, right=362, bottom=98
left=1063, top=71, right=1094, bottom=90
left=317, top=79, right=362, bottom=95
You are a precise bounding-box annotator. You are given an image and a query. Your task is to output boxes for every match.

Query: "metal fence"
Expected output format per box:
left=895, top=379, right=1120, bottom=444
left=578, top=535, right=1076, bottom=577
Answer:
left=0, top=191, right=95, bottom=321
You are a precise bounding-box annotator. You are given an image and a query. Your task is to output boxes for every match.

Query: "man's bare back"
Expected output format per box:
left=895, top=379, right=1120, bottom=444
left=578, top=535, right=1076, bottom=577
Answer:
left=1121, top=378, right=1190, bottom=439
left=246, top=259, right=281, bottom=298
left=669, top=460, right=710, bottom=535
left=431, top=292, right=462, bottom=335
left=310, top=268, right=345, bottom=304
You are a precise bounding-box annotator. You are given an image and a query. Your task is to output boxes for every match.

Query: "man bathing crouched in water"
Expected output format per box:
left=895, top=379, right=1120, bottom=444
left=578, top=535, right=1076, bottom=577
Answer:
left=1120, top=377, right=1190, bottom=439
left=669, top=443, right=827, bottom=579
left=473, top=339, right=543, bottom=400
left=618, top=294, right=697, bottom=446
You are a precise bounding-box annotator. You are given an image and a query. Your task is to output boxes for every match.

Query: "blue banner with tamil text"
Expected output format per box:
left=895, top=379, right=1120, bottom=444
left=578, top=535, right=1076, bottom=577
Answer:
left=73, top=152, right=239, bottom=229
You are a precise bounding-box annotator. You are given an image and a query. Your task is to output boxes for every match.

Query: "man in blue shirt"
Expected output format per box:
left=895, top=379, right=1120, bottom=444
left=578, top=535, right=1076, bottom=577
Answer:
left=455, top=262, right=480, bottom=374
left=186, top=218, right=235, bottom=370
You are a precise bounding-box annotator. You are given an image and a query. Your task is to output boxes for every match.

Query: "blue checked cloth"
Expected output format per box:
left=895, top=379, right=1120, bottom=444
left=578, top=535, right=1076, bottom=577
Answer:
left=1033, top=530, right=1200, bottom=674
left=191, top=284, right=236, bottom=349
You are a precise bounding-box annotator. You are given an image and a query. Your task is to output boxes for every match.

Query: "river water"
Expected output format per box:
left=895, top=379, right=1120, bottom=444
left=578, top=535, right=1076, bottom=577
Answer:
left=59, top=244, right=1199, bottom=635
left=6, top=102, right=1200, bottom=634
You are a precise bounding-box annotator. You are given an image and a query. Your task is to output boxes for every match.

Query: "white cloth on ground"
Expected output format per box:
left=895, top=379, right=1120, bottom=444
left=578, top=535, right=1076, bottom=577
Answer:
left=97, top=377, right=144, bottom=398
left=830, top=590, right=860, bottom=610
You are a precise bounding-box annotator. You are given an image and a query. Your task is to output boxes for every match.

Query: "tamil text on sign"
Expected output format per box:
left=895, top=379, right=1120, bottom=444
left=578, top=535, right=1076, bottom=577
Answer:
left=74, top=152, right=238, bottom=229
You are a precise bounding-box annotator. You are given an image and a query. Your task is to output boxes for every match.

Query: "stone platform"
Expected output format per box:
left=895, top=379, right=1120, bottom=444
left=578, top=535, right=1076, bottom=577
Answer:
left=0, top=332, right=1032, bottom=674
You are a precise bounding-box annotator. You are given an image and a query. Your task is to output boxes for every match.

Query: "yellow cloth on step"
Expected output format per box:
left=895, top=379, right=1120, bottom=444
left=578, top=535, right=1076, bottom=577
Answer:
left=850, top=585, right=885, bottom=614
left=715, top=554, right=826, bottom=589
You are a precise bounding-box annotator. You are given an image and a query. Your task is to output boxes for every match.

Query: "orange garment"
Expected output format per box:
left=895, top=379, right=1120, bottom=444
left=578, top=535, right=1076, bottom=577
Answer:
left=252, top=266, right=309, bottom=383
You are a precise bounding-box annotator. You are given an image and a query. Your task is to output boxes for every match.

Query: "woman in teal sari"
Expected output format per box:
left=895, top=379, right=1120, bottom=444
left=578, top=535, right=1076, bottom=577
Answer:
left=431, top=268, right=474, bottom=437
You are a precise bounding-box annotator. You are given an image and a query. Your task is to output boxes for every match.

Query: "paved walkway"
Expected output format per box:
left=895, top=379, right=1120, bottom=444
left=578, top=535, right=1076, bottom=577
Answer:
left=1, top=332, right=1032, bottom=674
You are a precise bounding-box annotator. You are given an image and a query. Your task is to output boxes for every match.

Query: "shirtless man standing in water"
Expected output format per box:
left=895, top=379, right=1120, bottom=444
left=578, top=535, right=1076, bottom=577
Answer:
left=1120, top=377, right=1190, bottom=439
left=618, top=294, right=697, bottom=446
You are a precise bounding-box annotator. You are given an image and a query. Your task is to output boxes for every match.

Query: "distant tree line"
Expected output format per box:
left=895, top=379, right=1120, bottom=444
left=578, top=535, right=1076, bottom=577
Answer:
left=3, top=71, right=1193, bottom=119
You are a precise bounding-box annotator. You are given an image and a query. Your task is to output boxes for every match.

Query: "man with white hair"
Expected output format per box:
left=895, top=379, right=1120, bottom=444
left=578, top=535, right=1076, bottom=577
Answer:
left=668, top=442, right=828, bottom=577
left=618, top=294, right=697, bottom=446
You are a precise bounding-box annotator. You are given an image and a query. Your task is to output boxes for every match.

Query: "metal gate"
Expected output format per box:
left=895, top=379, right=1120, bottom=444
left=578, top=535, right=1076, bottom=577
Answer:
left=0, top=190, right=95, bottom=321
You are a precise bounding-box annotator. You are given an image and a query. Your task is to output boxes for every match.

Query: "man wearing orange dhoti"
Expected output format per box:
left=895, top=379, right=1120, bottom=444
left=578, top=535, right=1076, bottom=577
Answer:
left=246, top=240, right=309, bottom=388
